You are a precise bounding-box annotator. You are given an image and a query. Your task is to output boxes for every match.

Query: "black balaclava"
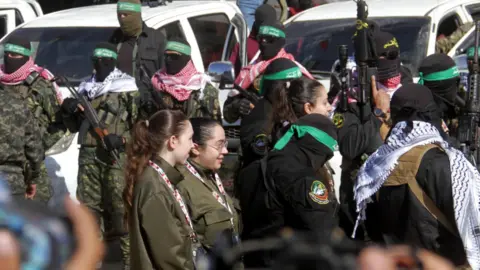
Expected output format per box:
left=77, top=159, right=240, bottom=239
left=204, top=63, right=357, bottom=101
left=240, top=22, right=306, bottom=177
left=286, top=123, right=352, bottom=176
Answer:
left=418, top=53, right=459, bottom=119
left=390, top=84, right=446, bottom=139
left=257, top=21, right=286, bottom=61
left=274, top=113, right=338, bottom=169
left=261, top=58, right=302, bottom=101
left=117, top=0, right=143, bottom=38
left=4, top=36, right=31, bottom=74
left=93, top=42, right=118, bottom=82
left=251, top=4, right=276, bottom=38
left=374, top=31, right=401, bottom=81
left=164, top=36, right=191, bottom=75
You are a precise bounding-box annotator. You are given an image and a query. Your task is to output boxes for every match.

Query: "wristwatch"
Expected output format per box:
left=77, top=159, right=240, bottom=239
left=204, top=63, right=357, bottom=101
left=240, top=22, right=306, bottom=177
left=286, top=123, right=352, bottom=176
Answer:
left=373, top=107, right=387, bottom=119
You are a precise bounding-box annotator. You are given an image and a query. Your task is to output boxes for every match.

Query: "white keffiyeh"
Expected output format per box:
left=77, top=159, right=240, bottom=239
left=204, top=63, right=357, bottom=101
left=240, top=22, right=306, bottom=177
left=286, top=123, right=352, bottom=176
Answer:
left=78, top=68, right=138, bottom=99
left=353, top=120, right=480, bottom=269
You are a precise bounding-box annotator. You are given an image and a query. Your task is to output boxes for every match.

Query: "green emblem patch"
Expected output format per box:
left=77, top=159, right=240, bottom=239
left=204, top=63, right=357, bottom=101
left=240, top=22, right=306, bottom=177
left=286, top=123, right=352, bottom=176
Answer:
left=333, top=113, right=344, bottom=129
left=309, top=180, right=329, bottom=205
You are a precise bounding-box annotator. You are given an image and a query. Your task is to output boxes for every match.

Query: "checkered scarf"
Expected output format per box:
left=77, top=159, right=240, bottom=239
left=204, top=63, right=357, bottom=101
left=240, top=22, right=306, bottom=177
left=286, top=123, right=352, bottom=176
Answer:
left=234, top=49, right=314, bottom=89
left=354, top=120, right=480, bottom=269
left=0, top=58, right=63, bottom=103
left=151, top=60, right=210, bottom=101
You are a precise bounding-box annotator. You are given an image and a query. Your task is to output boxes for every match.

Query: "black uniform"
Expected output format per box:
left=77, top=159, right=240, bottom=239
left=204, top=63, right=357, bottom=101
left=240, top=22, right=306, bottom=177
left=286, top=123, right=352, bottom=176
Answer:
left=237, top=114, right=339, bottom=268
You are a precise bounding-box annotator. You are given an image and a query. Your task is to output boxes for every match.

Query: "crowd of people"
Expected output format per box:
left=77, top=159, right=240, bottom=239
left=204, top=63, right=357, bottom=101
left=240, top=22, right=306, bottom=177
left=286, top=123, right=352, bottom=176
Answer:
left=0, top=0, right=479, bottom=269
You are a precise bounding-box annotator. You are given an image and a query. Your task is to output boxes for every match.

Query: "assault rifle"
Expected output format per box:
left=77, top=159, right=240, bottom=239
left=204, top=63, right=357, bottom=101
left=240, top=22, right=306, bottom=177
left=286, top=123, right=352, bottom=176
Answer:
left=458, top=21, right=480, bottom=169
left=353, top=0, right=377, bottom=122
left=59, top=76, right=122, bottom=168
left=337, top=45, right=350, bottom=112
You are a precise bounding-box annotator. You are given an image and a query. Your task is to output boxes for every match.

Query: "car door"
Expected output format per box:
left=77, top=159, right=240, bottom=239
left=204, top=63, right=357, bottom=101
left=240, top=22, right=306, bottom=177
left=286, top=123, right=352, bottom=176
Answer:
left=0, top=10, right=16, bottom=40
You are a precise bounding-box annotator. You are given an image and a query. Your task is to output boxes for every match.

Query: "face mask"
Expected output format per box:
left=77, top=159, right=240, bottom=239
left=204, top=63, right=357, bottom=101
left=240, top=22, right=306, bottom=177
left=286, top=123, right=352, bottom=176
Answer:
left=4, top=54, right=28, bottom=74
left=118, top=12, right=142, bottom=37
left=94, top=58, right=116, bottom=82
left=165, top=54, right=190, bottom=75
left=377, top=57, right=400, bottom=81
left=259, top=37, right=285, bottom=60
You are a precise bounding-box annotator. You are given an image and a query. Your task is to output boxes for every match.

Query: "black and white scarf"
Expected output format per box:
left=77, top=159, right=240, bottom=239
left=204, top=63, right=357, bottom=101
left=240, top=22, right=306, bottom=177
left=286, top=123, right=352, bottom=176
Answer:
left=354, top=121, right=480, bottom=269
left=79, top=68, right=138, bottom=99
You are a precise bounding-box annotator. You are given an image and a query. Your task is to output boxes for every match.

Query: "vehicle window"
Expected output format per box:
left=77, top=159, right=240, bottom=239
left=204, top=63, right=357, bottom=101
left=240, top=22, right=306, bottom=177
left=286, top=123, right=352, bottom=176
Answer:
left=225, top=25, right=239, bottom=61
left=437, top=13, right=461, bottom=38
left=0, top=16, right=6, bottom=38
left=158, top=21, right=185, bottom=40
left=0, top=27, right=116, bottom=86
left=188, top=13, right=230, bottom=70
left=14, top=9, right=23, bottom=26
left=467, top=3, right=480, bottom=21
left=284, top=17, right=431, bottom=78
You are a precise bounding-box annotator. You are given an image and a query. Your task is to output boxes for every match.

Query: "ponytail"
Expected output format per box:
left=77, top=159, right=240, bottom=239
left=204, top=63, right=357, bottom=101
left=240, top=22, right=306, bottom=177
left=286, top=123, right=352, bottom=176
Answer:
left=265, top=79, right=297, bottom=136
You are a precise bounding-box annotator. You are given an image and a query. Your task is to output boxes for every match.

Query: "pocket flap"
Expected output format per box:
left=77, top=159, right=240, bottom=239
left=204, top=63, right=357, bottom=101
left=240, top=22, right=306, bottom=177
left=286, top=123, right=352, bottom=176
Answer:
left=203, top=209, right=232, bottom=225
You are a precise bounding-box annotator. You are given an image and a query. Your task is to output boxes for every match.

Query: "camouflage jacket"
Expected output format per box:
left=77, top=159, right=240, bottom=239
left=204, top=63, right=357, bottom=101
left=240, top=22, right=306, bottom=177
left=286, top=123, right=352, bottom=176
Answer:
left=156, top=82, right=221, bottom=121
left=3, top=76, right=66, bottom=150
left=79, top=90, right=139, bottom=149
left=0, top=88, right=43, bottom=191
left=436, top=22, right=474, bottom=54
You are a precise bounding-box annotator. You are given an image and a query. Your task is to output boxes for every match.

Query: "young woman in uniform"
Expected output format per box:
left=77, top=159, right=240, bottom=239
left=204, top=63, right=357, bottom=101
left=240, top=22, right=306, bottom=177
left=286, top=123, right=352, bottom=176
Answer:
left=123, top=110, right=199, bottom=270
left=176, top=118, right=240, bottom=253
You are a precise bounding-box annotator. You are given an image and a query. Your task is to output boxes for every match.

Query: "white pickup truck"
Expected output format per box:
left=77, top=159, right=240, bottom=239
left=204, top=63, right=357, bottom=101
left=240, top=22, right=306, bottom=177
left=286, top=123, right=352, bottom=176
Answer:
left=0, top=0, right=43, bottom=39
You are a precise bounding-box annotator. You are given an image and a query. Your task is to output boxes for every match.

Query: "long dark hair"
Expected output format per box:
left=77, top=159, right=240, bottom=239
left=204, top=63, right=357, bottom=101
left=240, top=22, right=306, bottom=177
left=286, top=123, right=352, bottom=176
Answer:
left=266, top=77, right=324, bottom=135
left=123, top=110, right=188, bottom=227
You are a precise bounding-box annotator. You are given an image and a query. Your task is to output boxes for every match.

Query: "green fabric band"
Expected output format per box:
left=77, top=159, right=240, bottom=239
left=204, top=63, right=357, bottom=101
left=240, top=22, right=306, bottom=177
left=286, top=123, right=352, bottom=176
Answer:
left=117, top=2, right=141, bottom=12
left=4, top=43, right=31, bottom=57
left=258, top=26, right=286, bottom=38
left=418, top=66, right=459, bottom=85
left=467, top=46, right=480, bottom=59
left=165, top=41, right=191, bottom=56
left=259, top=67, right=302, bottom=95
left=273, top=125, right=338, bottom=152
left=93, top=48, right=118, bottom=59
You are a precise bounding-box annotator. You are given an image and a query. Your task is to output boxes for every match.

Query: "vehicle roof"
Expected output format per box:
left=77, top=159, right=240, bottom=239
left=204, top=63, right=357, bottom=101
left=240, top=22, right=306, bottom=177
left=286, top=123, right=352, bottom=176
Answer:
left=289, top=0, right=465, bottom=22
left=0, top=0, right=36, bottom=9
left=21, top=1, right=235, bottom=28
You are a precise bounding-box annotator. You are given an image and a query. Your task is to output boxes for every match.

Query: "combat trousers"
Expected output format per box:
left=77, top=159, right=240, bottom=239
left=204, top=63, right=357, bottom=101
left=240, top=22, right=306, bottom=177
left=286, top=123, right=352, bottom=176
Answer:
left=76, top=147, right=129, bottom=268
left=34, top=162, right=53, bottom=205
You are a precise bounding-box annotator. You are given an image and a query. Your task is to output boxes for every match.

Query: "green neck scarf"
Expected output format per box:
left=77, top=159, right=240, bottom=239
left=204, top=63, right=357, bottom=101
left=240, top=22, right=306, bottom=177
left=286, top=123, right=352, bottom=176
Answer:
left=418, top=66, right=459, bottom=85
left=259, top=66, right=302, bottom=95
left=274, top=125, right=338, bottom=152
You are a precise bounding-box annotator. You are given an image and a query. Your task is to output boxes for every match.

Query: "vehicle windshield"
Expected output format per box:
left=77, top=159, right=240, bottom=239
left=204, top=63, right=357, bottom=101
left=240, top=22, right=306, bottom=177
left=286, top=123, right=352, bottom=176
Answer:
left=284, top=17, right=431, bottom=78
left=0, top=27, right=116, bottom=86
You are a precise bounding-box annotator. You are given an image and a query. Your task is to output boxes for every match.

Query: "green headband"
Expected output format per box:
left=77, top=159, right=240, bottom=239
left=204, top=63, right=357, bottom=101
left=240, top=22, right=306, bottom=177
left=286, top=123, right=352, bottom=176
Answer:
left=165, top=41, right=191, bottom=56
left=93, top=48, right=118, bottom=59
left=418, top=66, right=459, bottom=85
left=274, top=125, right=338, bottom=152
left=259, top=67, right=302, bottom=95
left=117, top=2, right=141, bottom=13
left=4, top=43, right=31, bottom=57
left=258, top=26, right=286, bottom=38
left=467, top=47, right=480, bottom=59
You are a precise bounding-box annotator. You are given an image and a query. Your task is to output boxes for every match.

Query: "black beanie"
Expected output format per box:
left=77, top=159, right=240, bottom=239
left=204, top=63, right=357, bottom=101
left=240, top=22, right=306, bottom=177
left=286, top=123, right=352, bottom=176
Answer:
left=374, top=30, right=399, bottom=57
left=418, top=53, right=459, bottom=107
left=255, top=4, right=276, bottom=22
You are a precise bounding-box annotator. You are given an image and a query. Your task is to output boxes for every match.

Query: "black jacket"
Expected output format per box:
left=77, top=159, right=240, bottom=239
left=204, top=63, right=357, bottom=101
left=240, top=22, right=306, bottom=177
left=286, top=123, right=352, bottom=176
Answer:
left=109, top=24, right=166, bottom=94
left=371, top=148, right=467, bottom=266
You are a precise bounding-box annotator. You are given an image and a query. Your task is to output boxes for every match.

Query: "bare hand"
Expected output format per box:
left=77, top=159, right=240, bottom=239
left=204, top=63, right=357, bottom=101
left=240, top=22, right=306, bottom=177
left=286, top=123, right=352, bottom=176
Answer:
left=25, top=184, right=37, bottom=199
left=371, top=75, right=390, bottom=113
left=64, top=198, right=105, bottom=270
left=0, top=230, right=20, bottom=270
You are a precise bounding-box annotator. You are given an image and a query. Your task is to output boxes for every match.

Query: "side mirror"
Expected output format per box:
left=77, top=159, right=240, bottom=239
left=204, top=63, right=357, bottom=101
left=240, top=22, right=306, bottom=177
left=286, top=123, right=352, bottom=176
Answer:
left=207, top=61, right=235, bottom=83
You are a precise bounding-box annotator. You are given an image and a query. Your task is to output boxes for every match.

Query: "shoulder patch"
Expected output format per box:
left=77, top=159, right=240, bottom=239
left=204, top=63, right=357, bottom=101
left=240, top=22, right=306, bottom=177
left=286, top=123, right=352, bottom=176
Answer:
left=332, top=113, right=344, bottom=128
left=308, top=180, right=329, bottom=205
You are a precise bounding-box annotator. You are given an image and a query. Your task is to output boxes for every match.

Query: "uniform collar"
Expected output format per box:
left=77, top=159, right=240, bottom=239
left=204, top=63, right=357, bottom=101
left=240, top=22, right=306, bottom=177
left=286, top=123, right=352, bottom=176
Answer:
left=153, top=156, right=184, bottom=185
left=188, top=159, right=214, bottom=179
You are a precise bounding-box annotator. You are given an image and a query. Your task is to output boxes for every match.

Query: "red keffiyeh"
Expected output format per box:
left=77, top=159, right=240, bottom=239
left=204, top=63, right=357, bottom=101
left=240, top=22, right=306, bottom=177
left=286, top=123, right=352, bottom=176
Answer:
left=0, top=58, right=63, bottom=103
left=151, top=60, right=210, bottom=101
left=235, top=49, right=314, bottom=89
left=381, top=74, right=401, bottom=89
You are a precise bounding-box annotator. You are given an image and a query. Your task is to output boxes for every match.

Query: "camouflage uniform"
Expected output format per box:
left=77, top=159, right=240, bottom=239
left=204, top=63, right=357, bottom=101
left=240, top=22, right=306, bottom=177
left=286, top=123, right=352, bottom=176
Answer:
left=76, top=90, right=139, bottom=267
left=436, top=22, right=474, bottom=54
left=3, top=76, right=66, bottom=204
left=155, top=82, right=222, bottom=121
left=0, top=88, right=43, bottom=197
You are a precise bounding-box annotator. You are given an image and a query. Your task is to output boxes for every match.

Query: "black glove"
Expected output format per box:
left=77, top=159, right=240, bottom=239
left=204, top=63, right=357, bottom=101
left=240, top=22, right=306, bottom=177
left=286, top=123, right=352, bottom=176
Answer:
left=61, top=97, right=80, bottom=114
left=104, top=134, right=125, bottom=153
left=239, top=98, right=253, bottom=116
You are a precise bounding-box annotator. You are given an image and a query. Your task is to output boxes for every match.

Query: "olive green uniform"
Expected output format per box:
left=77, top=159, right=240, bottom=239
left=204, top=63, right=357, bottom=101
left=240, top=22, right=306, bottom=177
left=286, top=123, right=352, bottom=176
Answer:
left=130, top=157, right=195, bottom=270
left=4, top=76, right=66, bottom=204
left=177, top=160, right=240, bottom=250
left=76, top=90, right=139, bottom=267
